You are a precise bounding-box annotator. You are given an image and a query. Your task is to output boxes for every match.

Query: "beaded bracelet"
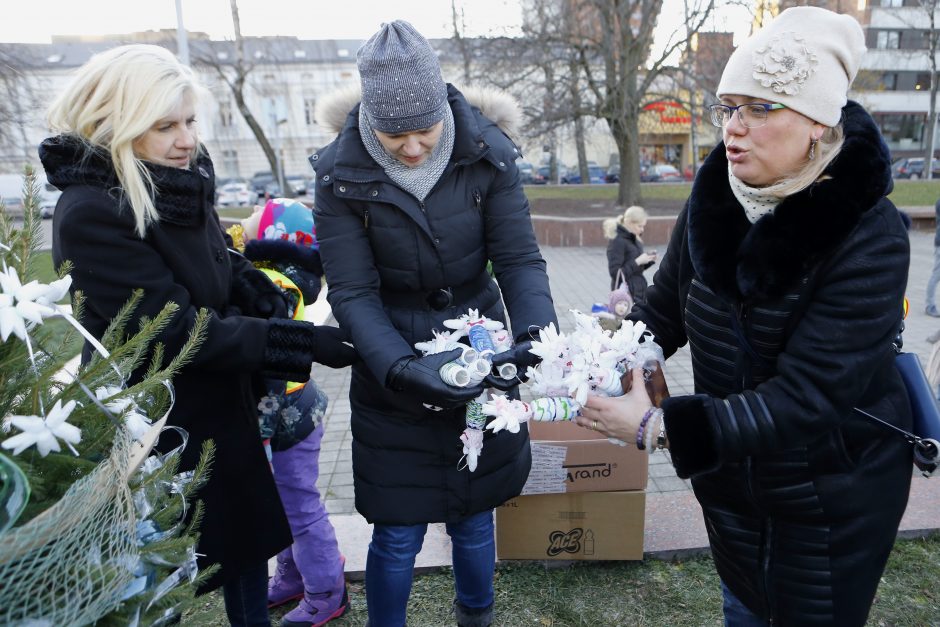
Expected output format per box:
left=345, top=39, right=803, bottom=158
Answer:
left=635, top=406, right=657, bottom=450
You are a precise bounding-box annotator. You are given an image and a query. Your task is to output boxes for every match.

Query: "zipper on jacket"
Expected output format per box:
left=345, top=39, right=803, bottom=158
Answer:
left=418, top=200, right=426, bottom=214
left=473, top=188, right=482, bottom=211
left=743, top=457, right=774, bottom=622
left=363, top=207, right=369, bottom=229
left=761, top=517, right=776, bottom=624
left=734, top=302, right=751, bottom=391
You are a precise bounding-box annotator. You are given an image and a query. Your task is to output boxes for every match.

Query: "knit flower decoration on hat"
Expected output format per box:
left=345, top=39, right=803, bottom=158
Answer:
left=752, top=32, right=818, bottom=95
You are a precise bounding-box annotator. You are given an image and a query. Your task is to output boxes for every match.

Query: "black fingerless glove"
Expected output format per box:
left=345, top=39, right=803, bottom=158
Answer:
left=264, top=319, right=359, bottom=381
left=232, top=265, right=289, bottom=319
left=484, top=340, right=538, bottom=390
left=386, top=348, right=485, bottom=409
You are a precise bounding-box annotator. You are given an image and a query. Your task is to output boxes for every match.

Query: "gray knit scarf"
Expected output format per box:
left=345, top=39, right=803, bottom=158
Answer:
left=359, top=105, right=455, bottom=202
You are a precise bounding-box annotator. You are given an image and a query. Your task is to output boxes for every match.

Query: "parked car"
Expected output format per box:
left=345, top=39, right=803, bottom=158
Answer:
left=606, top=164, right=620, bottom=183
left=536, top=165, right=567, bottom=184
left=286, top=176, right=310, bottom=196
left=250, top=171, right=275, bottom=200
left=641, top=163, right=683, bottom=183
left=216, top=181, right=252, bottom=207
left=892, top=157, right=940, bottom=180
left=0, top=173, right=61, bottom=218
left=563, top=165, right=608, bottom=184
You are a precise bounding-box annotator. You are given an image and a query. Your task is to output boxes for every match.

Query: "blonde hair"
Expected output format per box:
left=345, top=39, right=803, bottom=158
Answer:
left=604, top=205, right=648, bottom=239
left=46, top=44, right=202, bottom=237
left=773, top=123, right=845, bottom=197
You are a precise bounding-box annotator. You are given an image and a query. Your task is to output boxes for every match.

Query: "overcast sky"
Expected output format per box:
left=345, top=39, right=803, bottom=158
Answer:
left=1, top=0, right=525, bottom=42
left=1, top=0, right=753, bottom=61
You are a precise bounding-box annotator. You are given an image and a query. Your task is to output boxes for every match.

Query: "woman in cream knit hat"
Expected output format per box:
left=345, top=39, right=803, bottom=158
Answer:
left=577, top=8, right=912, bottom=625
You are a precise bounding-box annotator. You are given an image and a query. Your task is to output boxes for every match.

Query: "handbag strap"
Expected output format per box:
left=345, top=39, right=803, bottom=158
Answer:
left=615, top=267, right=627, bottom=289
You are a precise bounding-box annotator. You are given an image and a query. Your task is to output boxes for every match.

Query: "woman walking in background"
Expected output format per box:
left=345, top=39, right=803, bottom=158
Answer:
left=40, top=44, right=356, bottom=626
left=605, top=205, right=656, bottom=304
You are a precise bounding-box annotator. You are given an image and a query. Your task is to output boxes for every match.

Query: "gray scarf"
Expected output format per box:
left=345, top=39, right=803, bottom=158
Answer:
left=359, top=105, right=455, bottom=202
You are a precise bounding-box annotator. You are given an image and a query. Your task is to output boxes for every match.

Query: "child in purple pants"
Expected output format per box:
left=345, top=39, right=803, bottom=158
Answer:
left=233, top=199, right=349, bottom=626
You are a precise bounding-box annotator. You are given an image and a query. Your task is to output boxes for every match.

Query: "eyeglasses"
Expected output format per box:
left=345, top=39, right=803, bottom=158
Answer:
left=708, top=103, right=787, bottom=129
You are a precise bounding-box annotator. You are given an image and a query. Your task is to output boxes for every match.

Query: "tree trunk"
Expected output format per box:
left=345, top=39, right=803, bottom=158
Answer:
left=609, top=115, right=642, bottom=206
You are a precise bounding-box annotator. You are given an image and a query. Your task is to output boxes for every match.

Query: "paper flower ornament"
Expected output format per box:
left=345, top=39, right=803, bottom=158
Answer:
left=2, top=399, right=82, bottom=457
left=0, top=266, right=71, bottom=341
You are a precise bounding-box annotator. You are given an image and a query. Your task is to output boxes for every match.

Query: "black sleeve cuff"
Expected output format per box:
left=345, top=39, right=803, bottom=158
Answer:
left=263, top=318, right=314, bottom=382
left=661, top=394, right=723, bottom=478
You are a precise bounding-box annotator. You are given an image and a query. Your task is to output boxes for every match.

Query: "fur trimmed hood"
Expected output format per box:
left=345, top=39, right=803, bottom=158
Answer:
left=688, top=101, right=894, bottom=303
left=315, top=84, right=521, bottom=140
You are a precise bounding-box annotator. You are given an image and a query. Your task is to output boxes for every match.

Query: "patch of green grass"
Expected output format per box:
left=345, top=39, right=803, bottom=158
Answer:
left=182, top=533, right=940, bottom=625
left=888, top=180, right=940, bottom=207
left=216, top=207, right=253, bottom=220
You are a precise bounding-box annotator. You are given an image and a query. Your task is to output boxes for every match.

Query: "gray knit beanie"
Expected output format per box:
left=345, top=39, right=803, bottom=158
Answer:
left=717, top=7, right=865, bottom=127
left=357, top=20, right=448, bottom=134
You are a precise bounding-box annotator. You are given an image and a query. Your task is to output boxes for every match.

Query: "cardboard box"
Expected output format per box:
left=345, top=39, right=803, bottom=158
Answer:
left=522, top=419, right=649, bottom=494
left=496, top=491, right=645, bottom=561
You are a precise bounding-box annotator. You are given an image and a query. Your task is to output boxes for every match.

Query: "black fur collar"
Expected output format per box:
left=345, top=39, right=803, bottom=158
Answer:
left=39, top=135, right=215, bottom=226
left=688, top=101, right=893, bottom=302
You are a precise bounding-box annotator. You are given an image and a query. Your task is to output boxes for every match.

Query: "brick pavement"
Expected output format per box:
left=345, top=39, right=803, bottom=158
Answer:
left=308, top=228, right=940, bottom=574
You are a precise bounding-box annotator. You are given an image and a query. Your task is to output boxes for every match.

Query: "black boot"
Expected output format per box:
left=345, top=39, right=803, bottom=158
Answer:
left=453, top=599, right=494, bottom=627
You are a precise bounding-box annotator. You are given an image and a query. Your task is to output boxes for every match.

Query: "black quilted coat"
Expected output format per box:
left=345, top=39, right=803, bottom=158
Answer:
left=40, top=137, right=292, bottom=590
left=634, top=102, right=913, bottom=625
left=312, top=86, right=557, bottom=525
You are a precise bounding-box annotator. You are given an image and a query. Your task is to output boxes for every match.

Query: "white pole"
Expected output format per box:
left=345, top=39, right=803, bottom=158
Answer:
left=175, top=0, right=190, bottom=66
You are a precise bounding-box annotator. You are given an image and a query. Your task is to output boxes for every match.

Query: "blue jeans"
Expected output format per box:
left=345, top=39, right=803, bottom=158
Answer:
left=366, top=509, right=495, bottom=627
left=222, top=561, right=271, bottom=626
left=721, top=581, right=769, bottom=627
left=927, top=247, right=940, bottom=311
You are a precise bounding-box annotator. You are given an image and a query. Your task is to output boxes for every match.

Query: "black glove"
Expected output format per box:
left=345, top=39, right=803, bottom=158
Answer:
left=264, top=319, right=359, bottom=381
left=386, top=348, right=485, bottom=409
left=484, top=340, right=538, bottom=391
left=231, top=266, right=289, bottom=319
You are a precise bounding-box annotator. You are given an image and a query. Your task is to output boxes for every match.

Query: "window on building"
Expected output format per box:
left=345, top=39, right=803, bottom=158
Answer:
left=914, top=73, right=931, bottom=90
left=222, top=150, right=239, bottom=175
left=876, top=112, right=926, bottom=150
left=877, top=31, right=900, bottom=49
left=880, top=0, right=902, bottom=6
left=304, top=98, right=317, bottom=125
left=882, top=73, right=898, bottom=90
left=219, top=101, right=234, bottom=127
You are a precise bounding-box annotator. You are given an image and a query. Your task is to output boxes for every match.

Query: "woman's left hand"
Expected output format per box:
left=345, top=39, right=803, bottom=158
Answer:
left=575, top=368, right=653, bottom=442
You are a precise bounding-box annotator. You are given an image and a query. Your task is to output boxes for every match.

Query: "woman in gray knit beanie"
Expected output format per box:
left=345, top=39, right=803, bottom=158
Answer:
left=577, top=7, right=914, bottom=626
left=310, top=19, right=557, bottom=627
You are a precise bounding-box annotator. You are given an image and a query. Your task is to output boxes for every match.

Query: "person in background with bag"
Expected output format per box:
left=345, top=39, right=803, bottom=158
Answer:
left=604, top=205, right=655, bottom=304
left=576, top=9, right=912, bottom=625
left=40, top=45, right=357, bottom=627
left=310, top=20, right=556, bottom=627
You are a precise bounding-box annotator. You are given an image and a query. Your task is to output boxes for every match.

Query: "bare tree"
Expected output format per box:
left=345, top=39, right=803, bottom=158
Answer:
left=0, top=46, right=44, bottom=172
left=193, top=0, right=289, bottom=194
left=564, top=0, right=716, bottom=205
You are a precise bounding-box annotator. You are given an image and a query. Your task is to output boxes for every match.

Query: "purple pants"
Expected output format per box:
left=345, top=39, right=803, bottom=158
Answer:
left=271, top=424, right=344, bottom=596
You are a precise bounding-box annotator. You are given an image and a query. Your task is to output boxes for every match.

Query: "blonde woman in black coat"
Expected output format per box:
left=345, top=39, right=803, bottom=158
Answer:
left=40, top=44, right=356, bottom=627
left=605, top=205, right=656, bottom=303
left=578, top=9, right=912, bottom=625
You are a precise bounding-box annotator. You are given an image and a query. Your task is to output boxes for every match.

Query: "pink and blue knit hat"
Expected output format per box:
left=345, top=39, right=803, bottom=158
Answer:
left=254, top=198, right=318, bottom=249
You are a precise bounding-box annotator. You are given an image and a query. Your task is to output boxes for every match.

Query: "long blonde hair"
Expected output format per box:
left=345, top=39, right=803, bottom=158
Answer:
left=603, top=205, right=648, bottom=240
left=46, top=44, right=202, bottom=237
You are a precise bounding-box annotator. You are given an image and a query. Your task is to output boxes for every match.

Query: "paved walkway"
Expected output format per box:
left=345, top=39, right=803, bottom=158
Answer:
left=309, top=228, right=940, bottom=577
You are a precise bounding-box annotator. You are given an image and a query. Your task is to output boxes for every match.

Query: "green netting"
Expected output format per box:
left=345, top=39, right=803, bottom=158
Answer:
left=0, top=430, right=137, bottom=625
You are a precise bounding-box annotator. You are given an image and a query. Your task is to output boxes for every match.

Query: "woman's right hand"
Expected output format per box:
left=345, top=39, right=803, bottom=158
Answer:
left=576, top=368, right=653, bottom=442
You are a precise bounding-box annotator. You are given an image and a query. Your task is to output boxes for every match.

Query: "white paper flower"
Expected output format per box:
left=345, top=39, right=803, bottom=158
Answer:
left=482, top=394, right=530, bottom=434
left=95, top=385, right=152, bottom=440
left=2, top=399, right=81, bottom=456
left=460, top=428, right=484, bottom=472
left=0, top=267, right=71, bottom=341
left=751, top=32, right=818, bottom=95
left=527, top=322, right=569, bottom=364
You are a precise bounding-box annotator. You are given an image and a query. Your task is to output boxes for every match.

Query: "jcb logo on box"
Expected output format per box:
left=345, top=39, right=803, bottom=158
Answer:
left=546, top=528, right=583, bottom=556
left=564, top=462, right=614, bottom=483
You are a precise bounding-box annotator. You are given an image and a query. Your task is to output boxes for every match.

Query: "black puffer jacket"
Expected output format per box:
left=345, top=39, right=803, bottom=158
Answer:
left=40, top=137, right=293, bottom=590
left=633, top=102, right=913, bottom=625
left=312, top=85, right=556, bottom=525
left=606, top=224, right=653, bottom=300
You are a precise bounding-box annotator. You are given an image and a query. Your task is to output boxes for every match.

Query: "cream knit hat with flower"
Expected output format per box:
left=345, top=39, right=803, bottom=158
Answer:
left=716, top=7, right=865, bottom=127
